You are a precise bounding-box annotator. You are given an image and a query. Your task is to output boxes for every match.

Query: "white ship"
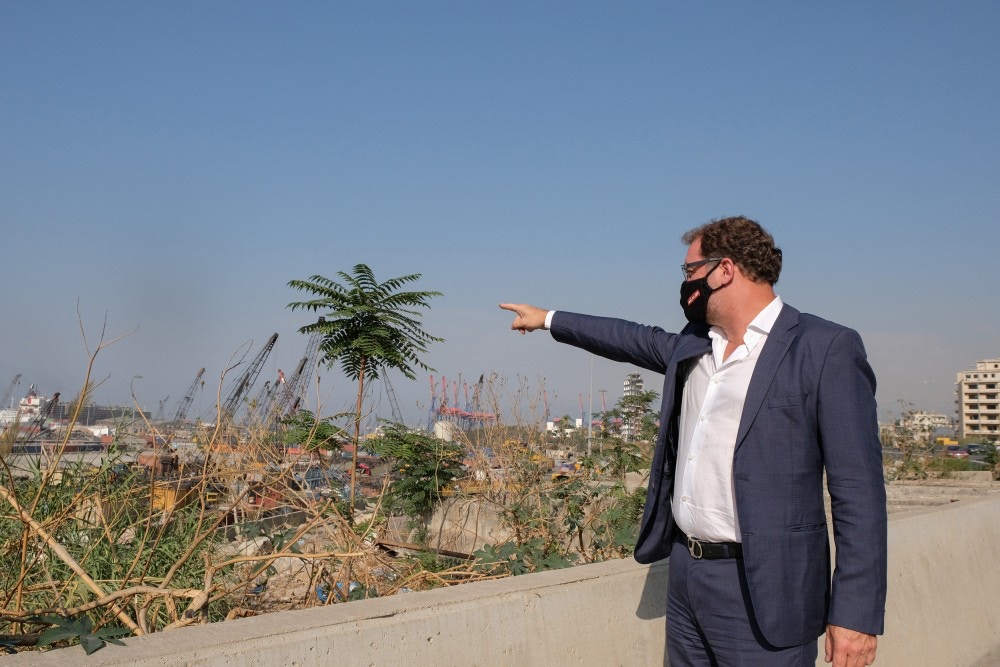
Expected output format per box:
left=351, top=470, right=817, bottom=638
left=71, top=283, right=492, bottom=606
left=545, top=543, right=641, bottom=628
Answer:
left=0, top=385, right=56, bottom=430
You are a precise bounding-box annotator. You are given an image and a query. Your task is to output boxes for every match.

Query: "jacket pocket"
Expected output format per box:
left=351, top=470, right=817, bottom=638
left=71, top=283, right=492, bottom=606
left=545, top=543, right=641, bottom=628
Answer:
left=766, top=393, right=808, bottom=408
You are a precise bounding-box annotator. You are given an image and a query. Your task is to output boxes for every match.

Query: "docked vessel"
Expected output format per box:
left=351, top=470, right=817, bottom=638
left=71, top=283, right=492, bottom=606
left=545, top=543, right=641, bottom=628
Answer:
left=0, top=385, right=54, bottom=428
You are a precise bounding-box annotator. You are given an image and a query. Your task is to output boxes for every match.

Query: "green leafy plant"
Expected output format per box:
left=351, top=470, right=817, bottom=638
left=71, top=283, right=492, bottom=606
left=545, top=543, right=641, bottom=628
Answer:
left=35, top=615, right=130, bottom=655
left=280, top=410, right=345, bottom=453
left=288, top=264, right=444, bottom=515
left=369, top=422, right=464, bottom=529
left=474, top=538, right=577, bottom=576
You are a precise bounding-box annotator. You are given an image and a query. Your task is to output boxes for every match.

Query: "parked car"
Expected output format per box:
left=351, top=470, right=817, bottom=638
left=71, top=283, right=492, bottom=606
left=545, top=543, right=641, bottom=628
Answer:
left=965, top=443, right=988, bottom=456
left=945, top=445, right=969, bottom=459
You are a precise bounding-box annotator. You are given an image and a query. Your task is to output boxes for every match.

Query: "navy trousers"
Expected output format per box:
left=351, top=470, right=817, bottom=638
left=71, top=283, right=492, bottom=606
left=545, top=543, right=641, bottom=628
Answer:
left=666, top=537, right=818, bottom=666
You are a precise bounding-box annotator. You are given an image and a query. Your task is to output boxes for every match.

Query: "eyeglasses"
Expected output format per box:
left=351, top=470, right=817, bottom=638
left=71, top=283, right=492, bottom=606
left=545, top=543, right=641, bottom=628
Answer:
left=681, top=257, right=723, bottom=280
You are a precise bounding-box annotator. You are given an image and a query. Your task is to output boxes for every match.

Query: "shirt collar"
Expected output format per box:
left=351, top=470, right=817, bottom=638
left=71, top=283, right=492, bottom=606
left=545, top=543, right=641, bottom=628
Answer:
left=708, top=296, right=783, bottom=354
left=748, top=296, right=783, bottom=336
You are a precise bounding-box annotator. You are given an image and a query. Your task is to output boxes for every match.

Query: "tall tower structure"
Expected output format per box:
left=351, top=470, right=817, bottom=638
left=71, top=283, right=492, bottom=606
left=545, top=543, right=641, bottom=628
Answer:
left=956, top=358, right=1000, bottom=440
left=622, top=372, right=644, bottom=441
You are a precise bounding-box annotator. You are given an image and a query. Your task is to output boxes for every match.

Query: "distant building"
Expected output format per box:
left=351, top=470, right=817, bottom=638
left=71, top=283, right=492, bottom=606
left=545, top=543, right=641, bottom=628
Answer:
left=622, top=373, right=643, bottom=441
left=956, top=358, right=1000, bottom=440
left=900, top=411, right=952, bottom=432
left=545, top=417, right=583, bottom=434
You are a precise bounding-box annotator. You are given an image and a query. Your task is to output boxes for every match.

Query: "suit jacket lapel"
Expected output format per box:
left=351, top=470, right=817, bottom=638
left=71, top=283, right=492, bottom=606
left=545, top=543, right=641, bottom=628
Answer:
left=735, top=304, right=799, bottom=448
left=676, top=323, right=712, bottom=362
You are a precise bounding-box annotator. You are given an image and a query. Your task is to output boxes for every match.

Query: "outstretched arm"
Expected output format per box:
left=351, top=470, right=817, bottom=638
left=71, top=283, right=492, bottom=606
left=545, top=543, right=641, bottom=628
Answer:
left=499, top=303, right=549, bottom=334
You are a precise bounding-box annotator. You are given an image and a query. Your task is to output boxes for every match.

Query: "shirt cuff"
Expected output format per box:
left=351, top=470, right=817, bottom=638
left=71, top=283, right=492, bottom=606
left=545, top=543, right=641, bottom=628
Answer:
left=544, top=310, right=555, bottom=330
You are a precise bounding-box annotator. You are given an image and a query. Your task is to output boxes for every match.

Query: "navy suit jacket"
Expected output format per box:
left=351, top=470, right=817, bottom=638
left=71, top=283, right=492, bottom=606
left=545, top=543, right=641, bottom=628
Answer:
left=550, top=305, right=887, bottom=647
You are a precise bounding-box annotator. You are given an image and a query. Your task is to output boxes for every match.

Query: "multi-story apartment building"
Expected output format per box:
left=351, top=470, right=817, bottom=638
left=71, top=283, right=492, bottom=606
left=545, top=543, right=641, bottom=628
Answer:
left=956, top=358, right=1000, bottom=440
left=622, top=373, right=643, bottom=441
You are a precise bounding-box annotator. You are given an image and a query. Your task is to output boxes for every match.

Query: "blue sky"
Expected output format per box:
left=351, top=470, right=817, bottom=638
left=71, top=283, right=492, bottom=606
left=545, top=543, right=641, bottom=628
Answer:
left=1, top=2, right=997, bottom=427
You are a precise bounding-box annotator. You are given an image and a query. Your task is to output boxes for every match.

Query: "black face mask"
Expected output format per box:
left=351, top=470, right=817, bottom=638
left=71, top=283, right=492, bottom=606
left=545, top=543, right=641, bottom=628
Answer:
left=679, top=261, right=721, bottom=324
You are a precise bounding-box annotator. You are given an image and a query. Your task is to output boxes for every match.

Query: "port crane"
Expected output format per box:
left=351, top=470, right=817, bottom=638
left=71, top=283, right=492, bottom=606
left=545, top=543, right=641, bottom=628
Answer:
left=24, top=391, right=60, bottom=437
left=251, top=369, right=285, bottom=425
left=426, top=376, right=438, bottom=430
left=250, top=318, right=325, bottom=426
left=383, top=372, right=404, bottom=424
left=425, top=373, right=494, bottom=431
left=154, top=396, right=170, bottom=421
left=220, top=333, right=278, bottom=420
left=172, top=368, right=205, bottom=424
left=276, top=317, right=324, bottom=418
left=2, top=373, right=21, bottom=409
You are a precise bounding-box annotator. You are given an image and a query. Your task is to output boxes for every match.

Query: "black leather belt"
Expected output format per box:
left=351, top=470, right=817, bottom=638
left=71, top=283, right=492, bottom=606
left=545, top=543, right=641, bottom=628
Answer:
left=681, top=532, right=743, bottom=560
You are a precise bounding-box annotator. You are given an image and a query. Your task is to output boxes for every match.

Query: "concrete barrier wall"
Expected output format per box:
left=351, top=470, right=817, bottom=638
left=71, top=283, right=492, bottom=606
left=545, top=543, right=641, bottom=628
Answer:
left=878, top=496, right=1000, bottom=667
left=11, top=496, right=1000, bottom=666
left=11, top=558, right=671, bottom=666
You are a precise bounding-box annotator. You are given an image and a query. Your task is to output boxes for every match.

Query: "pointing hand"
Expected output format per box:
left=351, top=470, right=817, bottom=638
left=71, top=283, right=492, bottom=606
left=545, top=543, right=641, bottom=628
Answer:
left=499, top=303, right=549, bottom=334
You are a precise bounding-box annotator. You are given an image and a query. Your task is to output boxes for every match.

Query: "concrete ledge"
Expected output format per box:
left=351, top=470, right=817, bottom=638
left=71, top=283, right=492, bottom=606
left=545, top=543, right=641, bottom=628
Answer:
left=10, top=557, right=671, bottom=666
left=879, top=495, right=1000, bottom=667
left=11, top=495, right=1000, bottom=666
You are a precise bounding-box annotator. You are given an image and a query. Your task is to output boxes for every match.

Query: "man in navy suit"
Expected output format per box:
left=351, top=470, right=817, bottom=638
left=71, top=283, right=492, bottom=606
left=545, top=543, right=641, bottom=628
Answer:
left=501, top=217, right=885, bottom=666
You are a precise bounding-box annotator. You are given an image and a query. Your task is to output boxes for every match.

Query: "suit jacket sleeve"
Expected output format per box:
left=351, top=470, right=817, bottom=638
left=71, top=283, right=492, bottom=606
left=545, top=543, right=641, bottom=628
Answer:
left=818, top=328, right=887, bottom=635
left=548, top=311, right=679, bottom=374
left=548, top=311, right=713, bottom=566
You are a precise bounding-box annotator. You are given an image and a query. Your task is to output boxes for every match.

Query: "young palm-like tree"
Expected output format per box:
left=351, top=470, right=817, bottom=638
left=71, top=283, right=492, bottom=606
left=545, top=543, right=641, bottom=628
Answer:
left=287, top=264, right=443, bottom=514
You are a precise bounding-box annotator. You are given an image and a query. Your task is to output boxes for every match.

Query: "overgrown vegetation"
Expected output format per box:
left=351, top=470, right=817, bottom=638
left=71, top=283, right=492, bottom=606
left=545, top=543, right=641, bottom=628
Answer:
left=882, top=401, right=1000, bottom=480
left=368, top=423, right=465, bottom=532
left=1, top=335, right=651, bottom=655
left=10, top=281, right=968, bottom=657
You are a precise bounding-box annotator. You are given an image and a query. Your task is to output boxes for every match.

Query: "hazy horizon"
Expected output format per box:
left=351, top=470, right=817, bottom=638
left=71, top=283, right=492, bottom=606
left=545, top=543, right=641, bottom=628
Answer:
left=3, top=2, right=997, bottom=426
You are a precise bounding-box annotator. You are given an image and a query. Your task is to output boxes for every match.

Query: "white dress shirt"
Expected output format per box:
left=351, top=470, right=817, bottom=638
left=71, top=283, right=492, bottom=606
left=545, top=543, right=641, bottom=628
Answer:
left=672, top=296, right=784, bottom=543
left=545, top=300, right=783, bottom=542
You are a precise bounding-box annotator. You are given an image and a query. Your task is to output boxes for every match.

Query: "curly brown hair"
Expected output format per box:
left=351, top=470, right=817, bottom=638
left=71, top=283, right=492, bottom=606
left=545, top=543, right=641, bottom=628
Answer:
left=681, top=216, right=782, bottom=285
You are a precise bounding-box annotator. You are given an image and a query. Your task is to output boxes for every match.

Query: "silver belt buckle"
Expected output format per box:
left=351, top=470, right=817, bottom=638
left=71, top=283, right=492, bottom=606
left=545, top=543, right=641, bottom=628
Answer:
left=687, top=535, right=704, bottom=559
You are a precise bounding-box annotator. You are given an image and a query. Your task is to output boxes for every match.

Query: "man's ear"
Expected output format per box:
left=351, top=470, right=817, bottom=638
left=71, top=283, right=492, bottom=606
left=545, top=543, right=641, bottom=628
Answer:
left=719, top=258, right=738, bottom=285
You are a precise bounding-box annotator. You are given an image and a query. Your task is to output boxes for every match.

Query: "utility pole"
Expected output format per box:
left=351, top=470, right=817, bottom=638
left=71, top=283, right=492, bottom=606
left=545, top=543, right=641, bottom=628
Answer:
left=587, top=357, right=593, bottom=457
left=598, top=389, right=607, bottom=454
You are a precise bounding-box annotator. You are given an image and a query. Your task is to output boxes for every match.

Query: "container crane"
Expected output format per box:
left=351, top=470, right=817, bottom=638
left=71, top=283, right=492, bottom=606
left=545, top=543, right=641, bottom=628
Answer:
left=426, top=373, right=495, bottom=431
left=438, top=376, right=458, bottom=422
left=468, top=373, right=496, bottom=425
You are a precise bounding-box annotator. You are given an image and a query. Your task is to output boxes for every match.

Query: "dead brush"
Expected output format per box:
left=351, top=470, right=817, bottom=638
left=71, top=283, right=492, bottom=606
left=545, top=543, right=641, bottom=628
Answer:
left=1, top=338, right=649, bottom=655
